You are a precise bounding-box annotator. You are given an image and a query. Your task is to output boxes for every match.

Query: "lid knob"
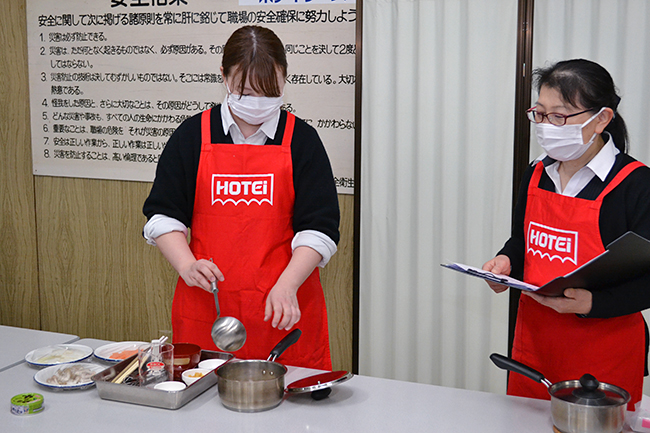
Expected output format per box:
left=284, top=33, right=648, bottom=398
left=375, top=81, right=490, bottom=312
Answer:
left=572, top=374, right=606, bottom=400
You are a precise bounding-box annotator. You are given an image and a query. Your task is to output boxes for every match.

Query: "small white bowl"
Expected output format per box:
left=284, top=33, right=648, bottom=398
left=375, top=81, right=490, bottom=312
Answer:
left=181, top=368, right=211, bottom=386
left=198, top=359, right=227, bottom=371
left=153, top=381, right=186, bottom=392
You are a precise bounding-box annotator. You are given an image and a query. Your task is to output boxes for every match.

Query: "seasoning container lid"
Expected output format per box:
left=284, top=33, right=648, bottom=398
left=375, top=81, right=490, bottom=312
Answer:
left=11, top=393, right=44, bottom=415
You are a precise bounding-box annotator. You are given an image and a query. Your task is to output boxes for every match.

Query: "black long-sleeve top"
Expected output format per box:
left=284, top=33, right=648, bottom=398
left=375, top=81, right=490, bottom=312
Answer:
left=143, top=106, right=340, bottom=245
left=498, top=152, right=650, bottom=318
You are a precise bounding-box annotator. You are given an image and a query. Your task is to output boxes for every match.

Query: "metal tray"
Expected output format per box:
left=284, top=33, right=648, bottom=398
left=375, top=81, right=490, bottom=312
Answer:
left=93, top=350, right=233, bottom=410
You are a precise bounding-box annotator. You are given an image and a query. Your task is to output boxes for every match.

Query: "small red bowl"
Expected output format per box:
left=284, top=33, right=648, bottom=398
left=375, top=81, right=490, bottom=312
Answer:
left=172, top=343, right=201, bottom=381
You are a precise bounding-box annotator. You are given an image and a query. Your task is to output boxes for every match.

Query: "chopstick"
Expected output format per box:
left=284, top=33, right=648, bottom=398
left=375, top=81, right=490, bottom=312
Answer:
left=111, top=336, right=166, bottom=384
left=111, top=356, right=140, bottom=384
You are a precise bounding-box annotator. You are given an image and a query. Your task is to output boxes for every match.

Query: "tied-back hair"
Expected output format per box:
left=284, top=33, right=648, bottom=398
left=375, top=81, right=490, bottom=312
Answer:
left=533, top=59, right=629, bottom=153
left=222, top=25, right=287, bottom=98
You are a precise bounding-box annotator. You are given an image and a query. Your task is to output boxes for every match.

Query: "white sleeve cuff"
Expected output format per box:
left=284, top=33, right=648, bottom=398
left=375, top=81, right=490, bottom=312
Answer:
left=291, top=230, right=338, bottom=267
left=143, top=214, right=188, bottom=246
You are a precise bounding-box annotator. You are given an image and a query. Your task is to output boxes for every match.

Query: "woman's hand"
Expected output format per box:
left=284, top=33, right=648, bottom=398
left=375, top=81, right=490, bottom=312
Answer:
left=179, top=259, right=223, bottom=292
left=482, top=255, right=512, bottom=293
left=154, top=231, right=223, bottom=292
left=524, top=288, right=592, bottom=315
left=265, top=284, right=301, bottom=330
left=264, top=246, right=322, bottom=330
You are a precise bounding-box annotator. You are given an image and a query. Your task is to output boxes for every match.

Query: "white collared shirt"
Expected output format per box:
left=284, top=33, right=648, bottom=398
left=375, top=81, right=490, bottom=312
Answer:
left=539, top=134, right=619, bottom=197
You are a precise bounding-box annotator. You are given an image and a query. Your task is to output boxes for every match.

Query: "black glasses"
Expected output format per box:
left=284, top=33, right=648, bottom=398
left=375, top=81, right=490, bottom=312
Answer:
left=526, top=107, right=594, bottom=126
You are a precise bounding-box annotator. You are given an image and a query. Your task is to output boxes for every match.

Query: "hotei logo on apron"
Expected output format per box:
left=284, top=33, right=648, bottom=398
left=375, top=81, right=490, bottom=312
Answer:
left=526, top=222, right=578, bottom=265
left=211, top=174, right=274, bottom=206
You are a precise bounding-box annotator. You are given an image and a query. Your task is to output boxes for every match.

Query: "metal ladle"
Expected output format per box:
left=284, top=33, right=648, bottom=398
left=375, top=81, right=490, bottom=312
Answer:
left=210, top=281, right=247, bottom=352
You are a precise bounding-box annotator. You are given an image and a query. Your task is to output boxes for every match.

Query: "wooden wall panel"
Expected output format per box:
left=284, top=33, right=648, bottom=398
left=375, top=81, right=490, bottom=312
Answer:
left=321, top=194, right=354, bottom=371
left=1, top=0, right=354, bottom=371
left=0, top=0, right=40, bottom=329
left=35, top=177, right=177, bottom=341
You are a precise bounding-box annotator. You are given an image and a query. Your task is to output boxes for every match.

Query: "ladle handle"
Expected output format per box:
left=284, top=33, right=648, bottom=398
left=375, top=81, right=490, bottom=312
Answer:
left=268, top=329, right=302, bottom=361
left=211, top=281, right=221, bottom=318
left=489, top=353, right=551, bottom=387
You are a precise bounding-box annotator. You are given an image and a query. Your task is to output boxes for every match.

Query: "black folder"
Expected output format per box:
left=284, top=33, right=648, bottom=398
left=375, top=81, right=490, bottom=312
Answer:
left=534, top=231, right=650, bottom=296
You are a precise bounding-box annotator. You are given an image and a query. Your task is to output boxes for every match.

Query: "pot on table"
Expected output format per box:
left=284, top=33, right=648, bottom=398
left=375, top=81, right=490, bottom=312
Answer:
left=490, top=353, right=630, bottom=433
left=216, top=329, right=352, bottom=412
left=216, top=329, right=302, bottom=412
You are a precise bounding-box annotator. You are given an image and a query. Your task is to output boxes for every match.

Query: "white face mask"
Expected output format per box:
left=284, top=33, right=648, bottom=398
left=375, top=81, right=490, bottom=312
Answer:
left=535, top=107, right=606, bottom=161
left=226, top=84, right=283, bottom=125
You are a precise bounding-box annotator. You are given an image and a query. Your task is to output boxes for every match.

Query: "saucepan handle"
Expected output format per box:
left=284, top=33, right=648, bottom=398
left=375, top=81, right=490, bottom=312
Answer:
left=489, top=353, right=551, bottom=387
left=268, top=329, right=302, bottom=362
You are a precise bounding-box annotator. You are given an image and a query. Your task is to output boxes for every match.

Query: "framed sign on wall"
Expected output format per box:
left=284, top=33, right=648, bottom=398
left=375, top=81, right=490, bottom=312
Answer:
left=26, top=0, right=356, bottom=193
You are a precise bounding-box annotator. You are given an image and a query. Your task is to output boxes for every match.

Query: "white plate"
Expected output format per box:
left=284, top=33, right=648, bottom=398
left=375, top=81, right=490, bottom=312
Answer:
left=25, top=344, right=93, bottom=367
left=93, top=341, right=146, bottom=363
left=34, top=363, right=106, bottom=390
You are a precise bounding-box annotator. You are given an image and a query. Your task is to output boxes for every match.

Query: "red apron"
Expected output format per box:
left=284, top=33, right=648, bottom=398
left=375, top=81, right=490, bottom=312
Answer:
left=509, top=160, right=645, bottom=410
left=171, top=108, right=332, bottom=370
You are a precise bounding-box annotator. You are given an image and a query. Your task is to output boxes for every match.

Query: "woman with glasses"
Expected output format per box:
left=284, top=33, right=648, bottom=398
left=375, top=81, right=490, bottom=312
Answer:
left=482, top=59, right=650, bottom=409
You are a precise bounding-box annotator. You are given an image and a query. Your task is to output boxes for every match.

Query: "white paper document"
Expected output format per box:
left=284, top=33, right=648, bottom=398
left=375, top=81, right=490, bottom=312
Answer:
left=441, top=263, right=539, bottom=292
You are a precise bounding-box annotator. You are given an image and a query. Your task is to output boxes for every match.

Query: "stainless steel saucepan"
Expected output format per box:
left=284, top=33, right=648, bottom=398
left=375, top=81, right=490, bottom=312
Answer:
left=216, top=329, right=353, bottom=412
left=216, top=329, right=302, bottom=412
left=490, top=353, right=630, bottom=433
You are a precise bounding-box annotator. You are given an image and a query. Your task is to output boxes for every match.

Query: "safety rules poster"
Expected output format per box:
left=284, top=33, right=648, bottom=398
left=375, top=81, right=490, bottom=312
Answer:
left=26, top=0, right=356, bottom=193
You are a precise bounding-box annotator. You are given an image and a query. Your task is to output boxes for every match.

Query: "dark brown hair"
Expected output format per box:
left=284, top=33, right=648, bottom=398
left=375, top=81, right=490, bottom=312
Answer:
left=222, top=25, right=287, bottom=98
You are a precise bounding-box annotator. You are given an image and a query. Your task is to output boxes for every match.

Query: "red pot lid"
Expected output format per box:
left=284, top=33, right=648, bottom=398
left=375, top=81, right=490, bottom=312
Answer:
left=285, top=370, right=353, bottom=394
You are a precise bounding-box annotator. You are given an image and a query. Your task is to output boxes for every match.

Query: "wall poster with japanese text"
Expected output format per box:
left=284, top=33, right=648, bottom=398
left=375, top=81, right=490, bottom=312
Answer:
left=26, top=0, right=356, bottom=194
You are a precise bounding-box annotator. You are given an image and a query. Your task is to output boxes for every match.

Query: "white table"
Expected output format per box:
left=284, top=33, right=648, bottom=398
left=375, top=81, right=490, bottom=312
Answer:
left=0, top=337, right=571, bottom=432
left=0, top=325, right=79, bottom=372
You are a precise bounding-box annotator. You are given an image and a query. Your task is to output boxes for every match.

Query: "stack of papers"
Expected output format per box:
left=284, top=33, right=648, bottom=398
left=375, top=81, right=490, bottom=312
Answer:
left=441, top=263, right=538, bottom=292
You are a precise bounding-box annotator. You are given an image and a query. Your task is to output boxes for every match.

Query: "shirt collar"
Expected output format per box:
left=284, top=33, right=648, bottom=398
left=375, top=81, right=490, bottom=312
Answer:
left=585, top=133, right=619, bottom=181
left=220, top=94, right=280, bottom=143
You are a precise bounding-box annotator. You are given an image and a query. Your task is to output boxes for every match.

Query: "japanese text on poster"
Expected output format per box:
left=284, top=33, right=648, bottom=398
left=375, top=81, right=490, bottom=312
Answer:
left=26, top=0, right=356, bottom=193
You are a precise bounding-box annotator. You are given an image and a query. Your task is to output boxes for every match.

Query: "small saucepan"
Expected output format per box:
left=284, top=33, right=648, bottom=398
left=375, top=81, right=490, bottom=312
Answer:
left=490, top=353, right=630, bottom=433
left=216, top=329, right=352, bottom=412
left=216, top=329, right=302, bottom=412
